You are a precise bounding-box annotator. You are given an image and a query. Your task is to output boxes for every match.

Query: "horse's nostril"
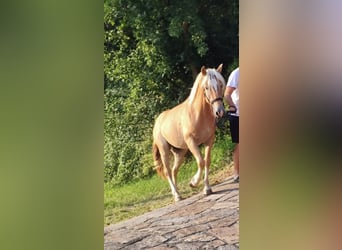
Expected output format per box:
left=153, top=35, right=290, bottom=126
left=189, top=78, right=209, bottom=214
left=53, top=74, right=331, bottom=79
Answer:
left=216, top=109, right=224, bottom=118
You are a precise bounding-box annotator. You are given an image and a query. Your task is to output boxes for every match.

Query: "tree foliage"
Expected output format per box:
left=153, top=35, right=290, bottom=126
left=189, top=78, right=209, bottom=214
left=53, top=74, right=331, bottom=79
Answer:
left=104, top=0, right=238, bottom=184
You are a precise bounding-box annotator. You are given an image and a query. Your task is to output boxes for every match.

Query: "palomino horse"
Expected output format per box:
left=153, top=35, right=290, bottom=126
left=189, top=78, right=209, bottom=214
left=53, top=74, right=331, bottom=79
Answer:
left=152, top=64, right=226, bottom=201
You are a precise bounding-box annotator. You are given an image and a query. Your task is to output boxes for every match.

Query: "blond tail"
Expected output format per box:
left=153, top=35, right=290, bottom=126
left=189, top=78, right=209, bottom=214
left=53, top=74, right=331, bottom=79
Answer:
left=152, top=143, right=166, bottom=179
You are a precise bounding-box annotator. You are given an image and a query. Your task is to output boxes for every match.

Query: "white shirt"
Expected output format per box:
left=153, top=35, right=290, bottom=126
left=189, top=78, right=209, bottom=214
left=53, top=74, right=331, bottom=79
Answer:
left=227, top=67, right=239, bottom=116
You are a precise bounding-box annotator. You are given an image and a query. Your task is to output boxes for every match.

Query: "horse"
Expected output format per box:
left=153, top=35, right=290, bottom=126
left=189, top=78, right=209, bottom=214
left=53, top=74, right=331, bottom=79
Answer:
left=152, top=64, right=226, bottom=202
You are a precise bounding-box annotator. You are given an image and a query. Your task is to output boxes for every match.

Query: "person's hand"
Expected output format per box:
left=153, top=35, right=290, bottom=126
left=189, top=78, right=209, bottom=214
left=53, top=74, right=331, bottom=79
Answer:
left=228, top=105, right=237, bottom=113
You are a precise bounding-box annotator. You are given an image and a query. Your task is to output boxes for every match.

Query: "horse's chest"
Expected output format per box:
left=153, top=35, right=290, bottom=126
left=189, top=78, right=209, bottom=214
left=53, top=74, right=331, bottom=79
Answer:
left=192, top=122, right=215, bottom=143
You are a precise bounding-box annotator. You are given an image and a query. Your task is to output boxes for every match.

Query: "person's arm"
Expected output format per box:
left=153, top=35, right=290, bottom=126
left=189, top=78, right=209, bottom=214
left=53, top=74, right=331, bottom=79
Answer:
left=224, top=86, right=237, bottom=112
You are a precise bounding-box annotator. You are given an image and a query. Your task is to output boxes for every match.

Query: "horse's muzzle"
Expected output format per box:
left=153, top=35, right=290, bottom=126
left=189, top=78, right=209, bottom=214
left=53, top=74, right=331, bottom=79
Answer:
left=215, top=106, right=225, bottom=118
left=208, top=96, right=224, bottom=118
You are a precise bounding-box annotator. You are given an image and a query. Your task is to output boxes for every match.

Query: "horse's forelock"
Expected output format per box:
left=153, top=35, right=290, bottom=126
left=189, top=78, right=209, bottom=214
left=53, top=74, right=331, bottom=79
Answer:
left=207, top=69, right=225, bottom=90
left=215, top=70, right=225, bottom=84
left=189, top=68, right=224, bottom=103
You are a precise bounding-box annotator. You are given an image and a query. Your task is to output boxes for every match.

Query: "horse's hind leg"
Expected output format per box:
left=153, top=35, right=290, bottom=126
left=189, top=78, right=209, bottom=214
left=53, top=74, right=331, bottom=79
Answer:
left=159, top=144, right=182, bottom=202
left=171, top=148, right=187, bottom=186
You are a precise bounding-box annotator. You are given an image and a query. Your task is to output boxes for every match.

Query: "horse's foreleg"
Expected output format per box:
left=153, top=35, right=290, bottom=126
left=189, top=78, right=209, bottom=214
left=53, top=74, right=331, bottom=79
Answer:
left=203, top=142, right=213, bottom=195
left=186, top=138, right=205, bottom=188
left=190, top=167, right=203, bottom=188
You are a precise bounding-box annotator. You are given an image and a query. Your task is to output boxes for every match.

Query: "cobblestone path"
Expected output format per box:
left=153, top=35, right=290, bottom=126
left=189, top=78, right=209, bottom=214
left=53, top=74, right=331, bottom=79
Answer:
left=104, top=177, right=239, bottom=249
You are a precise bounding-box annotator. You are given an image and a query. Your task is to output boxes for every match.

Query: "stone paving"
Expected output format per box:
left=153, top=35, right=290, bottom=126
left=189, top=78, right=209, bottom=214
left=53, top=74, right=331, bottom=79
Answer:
left=104, top=177, right=239, bottom=249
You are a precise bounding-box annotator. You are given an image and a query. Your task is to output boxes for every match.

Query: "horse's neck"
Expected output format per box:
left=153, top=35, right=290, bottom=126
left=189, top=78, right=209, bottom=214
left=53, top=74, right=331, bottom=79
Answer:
left=188, top=90, right=214, bottom=121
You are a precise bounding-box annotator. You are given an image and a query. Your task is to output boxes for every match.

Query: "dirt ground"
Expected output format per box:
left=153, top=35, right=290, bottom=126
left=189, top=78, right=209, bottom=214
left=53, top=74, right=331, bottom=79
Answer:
left=210, top=162, right=234, bottom=185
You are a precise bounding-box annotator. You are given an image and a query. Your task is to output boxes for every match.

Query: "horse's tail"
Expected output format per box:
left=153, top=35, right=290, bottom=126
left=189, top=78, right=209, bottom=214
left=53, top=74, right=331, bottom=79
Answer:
left=152, top=142, right=166, bottom=179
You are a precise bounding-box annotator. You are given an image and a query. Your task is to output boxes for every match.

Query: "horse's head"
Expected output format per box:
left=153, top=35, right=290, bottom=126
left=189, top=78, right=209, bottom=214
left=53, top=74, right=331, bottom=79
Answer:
left=201, top=64, right=226, bottom=118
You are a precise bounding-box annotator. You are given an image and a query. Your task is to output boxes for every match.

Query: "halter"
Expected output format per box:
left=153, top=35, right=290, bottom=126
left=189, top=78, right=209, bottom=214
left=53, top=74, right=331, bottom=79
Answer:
left=210, top=97, right=223, bottom=105
left=204, top=92, right=223, bottom=105
left=204, top=93, right=224, bottom=124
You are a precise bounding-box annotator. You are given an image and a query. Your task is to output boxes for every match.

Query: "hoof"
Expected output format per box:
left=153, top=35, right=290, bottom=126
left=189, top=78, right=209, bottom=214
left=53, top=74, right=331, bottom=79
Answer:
left=189, top=182, right=198, bottom=188
left=174, top=196, right=183, bottom=202
left=203, top=188, right=213, bottom=195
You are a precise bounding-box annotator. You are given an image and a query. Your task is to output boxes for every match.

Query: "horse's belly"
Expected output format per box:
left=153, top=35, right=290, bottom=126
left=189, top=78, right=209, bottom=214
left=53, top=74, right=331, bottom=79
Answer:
left=158, top=109, right=188, bottom=149
left=161, top=120, right=215, bottom=149
left=161, top=121, right=188, bottom=149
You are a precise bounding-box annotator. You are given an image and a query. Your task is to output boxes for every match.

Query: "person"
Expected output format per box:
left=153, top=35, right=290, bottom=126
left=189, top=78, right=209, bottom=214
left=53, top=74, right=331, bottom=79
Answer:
left=224, top=67, right=239, bottom=183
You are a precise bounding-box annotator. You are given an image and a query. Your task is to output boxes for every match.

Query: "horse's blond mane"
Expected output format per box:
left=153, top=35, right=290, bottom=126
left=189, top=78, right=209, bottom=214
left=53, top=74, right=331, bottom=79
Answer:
left=188, top=72, right=204, bottom=104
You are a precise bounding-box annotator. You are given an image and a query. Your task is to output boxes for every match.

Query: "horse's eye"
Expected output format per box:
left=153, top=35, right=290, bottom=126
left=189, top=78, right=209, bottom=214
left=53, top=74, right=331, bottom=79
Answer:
left=205, top=86, right=209, bottom=90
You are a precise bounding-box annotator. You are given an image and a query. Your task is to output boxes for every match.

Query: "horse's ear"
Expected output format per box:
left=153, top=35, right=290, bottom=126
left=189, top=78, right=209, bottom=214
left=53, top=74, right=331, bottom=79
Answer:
left=201, top=66, right=207, bottom=75
left=216, top=64, right=223, bottom=73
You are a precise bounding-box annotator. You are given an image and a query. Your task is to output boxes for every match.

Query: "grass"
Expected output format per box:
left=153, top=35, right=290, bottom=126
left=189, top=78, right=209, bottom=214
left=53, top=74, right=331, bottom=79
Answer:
left=104, top=134, right=234, bottom=226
